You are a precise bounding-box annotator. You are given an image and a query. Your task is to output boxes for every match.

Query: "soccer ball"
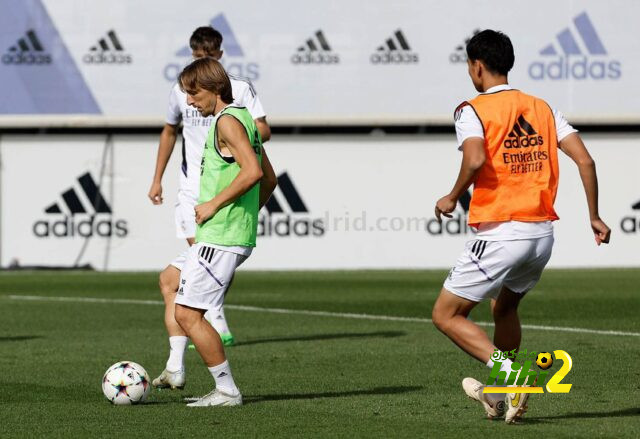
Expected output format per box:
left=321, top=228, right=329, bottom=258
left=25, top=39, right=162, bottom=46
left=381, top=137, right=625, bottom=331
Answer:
left=102, top=361, right=151, bottom=405
left=536, top=352, right=553, bottom=370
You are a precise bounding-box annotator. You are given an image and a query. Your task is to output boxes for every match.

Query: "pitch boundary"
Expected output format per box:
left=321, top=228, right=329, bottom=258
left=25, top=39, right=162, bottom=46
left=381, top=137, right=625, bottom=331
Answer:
left=4, top=294, right=639, bottom=338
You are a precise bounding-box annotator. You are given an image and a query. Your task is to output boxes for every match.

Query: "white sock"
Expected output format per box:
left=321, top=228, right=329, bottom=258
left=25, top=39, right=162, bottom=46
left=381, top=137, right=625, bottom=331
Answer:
left=208, top=360, right=239, bottom=396
left=205, top=307, right=231, bottom=335
left=485, top=357, right=513, bottom=402
left=166, top=336, right=188, bottom=372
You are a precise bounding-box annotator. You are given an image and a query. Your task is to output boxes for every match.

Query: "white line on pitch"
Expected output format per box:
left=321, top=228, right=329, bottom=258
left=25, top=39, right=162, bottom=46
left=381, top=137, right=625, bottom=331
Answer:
left=4, top=294, right=639, bottom=338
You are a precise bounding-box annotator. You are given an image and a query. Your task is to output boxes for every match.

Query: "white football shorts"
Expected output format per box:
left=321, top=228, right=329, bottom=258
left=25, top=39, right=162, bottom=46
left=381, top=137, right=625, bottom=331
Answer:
left=174, top=191, right=197, bottom=239
left=175, top=243, right=247, bottom=311
left=443, top=235, right=554, bottom=302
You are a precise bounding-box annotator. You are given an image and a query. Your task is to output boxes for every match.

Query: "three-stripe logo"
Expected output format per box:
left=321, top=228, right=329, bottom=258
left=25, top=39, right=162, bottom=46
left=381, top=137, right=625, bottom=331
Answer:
left=1, top=29, right=52, bottom=65
left=44, top=173, right=111, bottom=215
left=370, top=29, right=418, bottom=64
left=259, top=172, right=325, bottom=237
left=529, top=11, right=621, bottom=80
left=83, top=30, right=132, bottom=64
left=33, top=172, right=128, bottom=238
left=264, top=172, right=308, bottom=214
left=291, top=30, right=339, bottom=65
left=503, top=116, right=544, bottom=149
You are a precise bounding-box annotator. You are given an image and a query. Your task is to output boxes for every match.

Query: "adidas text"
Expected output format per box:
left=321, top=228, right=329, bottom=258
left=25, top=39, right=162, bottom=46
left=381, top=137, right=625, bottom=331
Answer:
left=258, top=215, right=325, bottom=237
left=426, top=213, right=471, bottom=236
left=33, top=217, right=128, bottom=238
left=2, top=53, right=51, bottom=65
left=370, top=52, right=418, bottom=64
left=529, top=57, right=621, bottom=80
left=291, top=53, right=339, bottom=65
left=504, top=135, right=544, bottom=149
left=83, top=53, right=132, bottom=64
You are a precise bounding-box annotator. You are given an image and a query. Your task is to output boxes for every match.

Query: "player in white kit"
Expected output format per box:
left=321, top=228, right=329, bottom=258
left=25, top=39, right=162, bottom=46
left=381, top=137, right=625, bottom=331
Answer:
left=148, top=26, right=271, bottom=389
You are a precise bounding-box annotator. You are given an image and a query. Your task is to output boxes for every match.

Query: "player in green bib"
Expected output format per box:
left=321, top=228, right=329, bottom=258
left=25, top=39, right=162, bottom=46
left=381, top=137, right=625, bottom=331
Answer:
left=172, top=57, right=277, bottom=407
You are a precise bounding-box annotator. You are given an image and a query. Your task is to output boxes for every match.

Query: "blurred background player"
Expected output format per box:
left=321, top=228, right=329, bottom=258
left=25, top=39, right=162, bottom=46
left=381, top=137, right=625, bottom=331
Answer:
left=148, top=26, right=271, bottom=390
left=173, top=58, right=277, bottom=406
left=430, top=30, right=611, bottom=424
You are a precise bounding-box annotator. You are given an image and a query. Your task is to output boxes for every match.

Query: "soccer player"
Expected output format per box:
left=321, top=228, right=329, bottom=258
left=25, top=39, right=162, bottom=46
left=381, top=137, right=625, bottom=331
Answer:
left=173, top=57, right=277, bottom=406
left=431, top=30, right=610, bottom=424
left=148, top=26, right=270, bottom=390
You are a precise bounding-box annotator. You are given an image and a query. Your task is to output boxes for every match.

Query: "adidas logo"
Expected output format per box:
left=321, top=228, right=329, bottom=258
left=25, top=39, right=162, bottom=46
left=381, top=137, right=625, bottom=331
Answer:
left=83, top=30, right=132, bottom=64
left=529, top=11, right=621, bottom=80
left=449, top=29, right=480, bottom=64
left=163, top=14, right=259, bottom=81
left=621, top=199, right=640, bottom=233
left=503, top=116, right=544, bottom=149
left=291, top=30, right=339, bottom=65
left=370, top=29, right=418, bottom=64
left=216, top=372, right=228, bottom=378
left=33, top=172, right=128, bottom=238
left=427, top=190, right=472, bottom=235
left=259, top=172, right=325, bottom=237
left=1, top=29, right=51, bottom=65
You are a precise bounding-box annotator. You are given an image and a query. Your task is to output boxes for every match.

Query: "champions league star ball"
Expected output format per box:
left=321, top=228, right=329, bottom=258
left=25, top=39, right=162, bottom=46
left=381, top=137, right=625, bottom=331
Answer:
left=536, top=352, right=553, bottom=370
left=102, top=361, right=151, bottom=405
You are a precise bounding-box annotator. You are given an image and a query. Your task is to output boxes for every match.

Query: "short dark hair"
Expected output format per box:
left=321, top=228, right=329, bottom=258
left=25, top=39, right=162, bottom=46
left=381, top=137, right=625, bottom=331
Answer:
left=179, top=57, right=233, bottom=104
left=466, top=30, right=514, bottom=76
left=189, top=26, right=223, bottom=55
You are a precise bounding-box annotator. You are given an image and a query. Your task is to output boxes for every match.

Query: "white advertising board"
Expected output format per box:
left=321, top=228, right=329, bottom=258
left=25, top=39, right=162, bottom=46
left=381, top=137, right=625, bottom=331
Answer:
left=1, top=133, right=638, bottom=270
left=0, top=0, right=639, bottom=125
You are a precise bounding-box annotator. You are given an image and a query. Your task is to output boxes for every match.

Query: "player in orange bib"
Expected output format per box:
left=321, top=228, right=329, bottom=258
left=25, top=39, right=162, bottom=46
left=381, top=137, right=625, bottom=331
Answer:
left=431, top=30, right=611, bottom=424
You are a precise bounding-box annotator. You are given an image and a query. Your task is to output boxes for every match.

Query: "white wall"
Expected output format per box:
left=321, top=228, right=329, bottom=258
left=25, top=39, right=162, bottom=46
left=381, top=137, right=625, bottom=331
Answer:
left=1, top=133, right=638, bottom=270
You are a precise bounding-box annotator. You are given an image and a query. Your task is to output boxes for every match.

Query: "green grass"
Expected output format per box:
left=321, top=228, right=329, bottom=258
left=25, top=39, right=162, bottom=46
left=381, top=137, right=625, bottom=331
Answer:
left=1, top=269, right=639, bottom=438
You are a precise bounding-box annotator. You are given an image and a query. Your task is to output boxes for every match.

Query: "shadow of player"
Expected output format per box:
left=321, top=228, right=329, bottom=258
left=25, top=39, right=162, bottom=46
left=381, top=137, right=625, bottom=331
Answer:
left=233, top=330, right=406, bottom=347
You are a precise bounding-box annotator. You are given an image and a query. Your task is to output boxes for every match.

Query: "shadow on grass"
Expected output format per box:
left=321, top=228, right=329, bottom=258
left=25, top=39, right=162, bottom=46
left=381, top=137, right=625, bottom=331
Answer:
left=526, top=407, right=640, bottom=423
left=244, top=385, right=423, bottom=404
left=234, top=331, right=406, bottom=347
left=0, top=335, right=43, bottom=342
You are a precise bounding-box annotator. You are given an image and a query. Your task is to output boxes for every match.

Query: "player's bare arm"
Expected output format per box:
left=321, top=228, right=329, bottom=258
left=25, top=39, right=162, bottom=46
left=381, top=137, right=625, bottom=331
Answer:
left=258, top=147, right=277, bottom=208
left=559, top=132, right=611, bottom=245
left=255, top=116, right=271, bottom=142
left=435, top=137, right=485, bottom=222
left=148, top=123, right=178, bottom=204
left=194, top=116, right=263, bottom=224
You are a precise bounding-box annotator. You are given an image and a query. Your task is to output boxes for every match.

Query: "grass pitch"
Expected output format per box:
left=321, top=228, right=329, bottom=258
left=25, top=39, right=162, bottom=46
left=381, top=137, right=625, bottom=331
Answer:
left=1, top=269, right=639, bottom=438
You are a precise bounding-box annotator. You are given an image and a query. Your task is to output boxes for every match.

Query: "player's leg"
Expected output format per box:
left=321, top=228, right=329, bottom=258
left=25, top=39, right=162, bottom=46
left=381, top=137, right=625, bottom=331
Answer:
left=499, top=235, right=554, bottom=423
left=175, top=244, right=245, bottom=407
left=432, top=290, right=494, bottom=362
left=204, top=274, right=235, bottom=346
left=435, top=239, right=529, bottom=419
left=153, top=253, right=189, bottom=389
left=490, top=287, right=524, bottom=353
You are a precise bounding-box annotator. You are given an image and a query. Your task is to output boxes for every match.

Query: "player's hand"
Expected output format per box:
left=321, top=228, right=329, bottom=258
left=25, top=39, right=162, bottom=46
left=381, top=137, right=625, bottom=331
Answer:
left=590, top=218, right=611, bottom=245
left=148, top=182, right=163, bottom=205
left=435, top=195, right=456, bottom=223
left=195, top=201, right=217, bottom=225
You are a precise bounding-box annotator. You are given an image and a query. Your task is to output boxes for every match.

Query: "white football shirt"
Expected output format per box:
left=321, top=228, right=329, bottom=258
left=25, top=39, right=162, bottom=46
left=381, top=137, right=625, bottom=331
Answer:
left=454, top=84, right=577, bottom=241
left=166, top=74, right=266, bottom=200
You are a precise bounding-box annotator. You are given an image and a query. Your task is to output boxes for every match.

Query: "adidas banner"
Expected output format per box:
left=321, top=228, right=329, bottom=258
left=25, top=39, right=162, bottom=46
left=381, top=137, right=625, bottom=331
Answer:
left=1, top=134, right=638, bottom=270
left=0, top=0, right=639, bottom=125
